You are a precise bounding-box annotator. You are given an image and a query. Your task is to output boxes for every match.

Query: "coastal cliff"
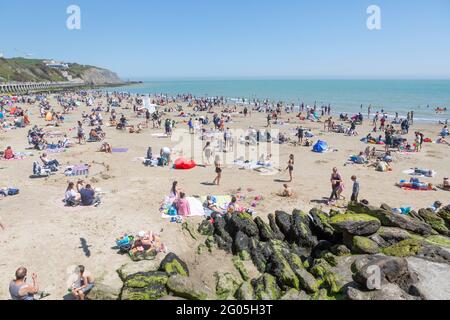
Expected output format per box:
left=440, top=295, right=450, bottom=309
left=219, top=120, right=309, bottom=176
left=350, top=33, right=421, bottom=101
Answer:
left=0, top=57, right=123, bottom=85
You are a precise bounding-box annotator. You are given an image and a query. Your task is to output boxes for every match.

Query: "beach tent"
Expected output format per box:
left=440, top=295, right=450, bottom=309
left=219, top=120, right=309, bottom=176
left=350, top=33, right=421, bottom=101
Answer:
left=312, top=140, right=329, bottom=153
left=174, top=158, right=197, bottom=170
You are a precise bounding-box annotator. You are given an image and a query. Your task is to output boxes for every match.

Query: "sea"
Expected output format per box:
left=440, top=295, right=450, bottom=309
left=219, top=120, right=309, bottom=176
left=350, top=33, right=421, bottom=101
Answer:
left=105, top=80, right=450, bottom=123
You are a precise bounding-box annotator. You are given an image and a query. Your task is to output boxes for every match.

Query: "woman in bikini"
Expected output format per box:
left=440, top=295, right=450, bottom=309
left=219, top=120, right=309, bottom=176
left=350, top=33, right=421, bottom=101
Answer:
left=213, top=155, right=222, bottom=186
left=329, top=167, right=343, bottom=203
left=285, top=154, right=294, bottom=182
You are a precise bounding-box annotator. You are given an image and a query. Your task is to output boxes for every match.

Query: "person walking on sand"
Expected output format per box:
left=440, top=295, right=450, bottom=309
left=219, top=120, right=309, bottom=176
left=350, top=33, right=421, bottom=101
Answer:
left=351, top=175, right=360, bottom=203
left=213, top=155, right=222, bottom=186
left=77, top=121, right=85, bottom=145
left=203, top=141, right=212, bottom=166
left=328, top=167, right=342, bottom=204
left=285, top=154, right=294, bottom=182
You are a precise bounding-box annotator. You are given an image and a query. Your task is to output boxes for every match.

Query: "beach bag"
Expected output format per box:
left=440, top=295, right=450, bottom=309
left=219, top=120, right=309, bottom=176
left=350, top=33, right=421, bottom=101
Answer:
left=7, top=188, right=19, bottom=196
left=168, top=206, right=178, bottom=216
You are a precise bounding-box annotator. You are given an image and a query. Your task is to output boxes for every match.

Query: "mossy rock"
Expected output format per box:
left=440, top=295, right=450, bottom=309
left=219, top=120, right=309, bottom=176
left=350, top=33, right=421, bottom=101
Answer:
left=424, top=235, right=450, bottom=247
left=312, top=288, right=337, bottom=300
left=215, top=272, right=243, bottom=300
left=198, top=220, right=214, bottom=236
left=238, top=212, right=253, bottom=220
left=159, top=253, right=189, bottom=277
left=121, top=271, right=169, bottom=300
left=235, top=281, right=255, bottom=300
left=418, top=209, right=449, bottom=235
left=232, top=256, right=250, bottom=281
left=280, top=289, right=311, bottom=300
left=252, top=274, right=281, bottom=300
left=197, top=244, right=207, bottom=255
left=182, top=221, right=198, bottom=240
left=352, top=236, right=380, bottom=254
left=205, top=236, right=216, bottom=252
left=239, top=250, right=251, bottom=261
left=331, top=213, right=379, bottom=223
left=382, top=239, right=424, bottom=257
left=268, top=242, right=300, bottom=290
left=166, top=275, right=212, bottom=300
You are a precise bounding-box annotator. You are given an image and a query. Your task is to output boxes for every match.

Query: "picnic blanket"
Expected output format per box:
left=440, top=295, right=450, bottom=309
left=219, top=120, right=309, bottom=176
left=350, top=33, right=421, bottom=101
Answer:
left=160, top=196, right=206, bottom=219
left=64, top=164, right=89, bottom=176
left=112, top=148, right=129, bottom=153
left=402, top=169, right=436, bottom=178
left=46, top=148, right=66, bottom=154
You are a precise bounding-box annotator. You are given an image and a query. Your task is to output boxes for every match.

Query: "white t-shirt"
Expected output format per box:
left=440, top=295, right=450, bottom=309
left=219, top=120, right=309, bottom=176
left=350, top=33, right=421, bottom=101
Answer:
left=65, top=189, right=77, bottom=201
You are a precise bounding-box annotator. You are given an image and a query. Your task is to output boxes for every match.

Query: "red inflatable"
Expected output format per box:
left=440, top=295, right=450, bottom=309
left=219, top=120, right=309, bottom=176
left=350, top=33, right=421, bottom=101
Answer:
left=174, top=158, right=197, bottom=170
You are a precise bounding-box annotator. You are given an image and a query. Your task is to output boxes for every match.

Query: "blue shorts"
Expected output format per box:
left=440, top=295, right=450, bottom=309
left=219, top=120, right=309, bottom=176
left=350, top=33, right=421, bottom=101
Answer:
left=81, top=283, right=94, bottom=294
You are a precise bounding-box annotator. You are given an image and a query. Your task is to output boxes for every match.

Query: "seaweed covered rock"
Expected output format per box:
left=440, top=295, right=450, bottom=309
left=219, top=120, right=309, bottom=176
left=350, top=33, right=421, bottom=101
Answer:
left=347, top=203, right=436, bottom=236
left=232, top=256, right=250, bottom=281
left=382, top=239, right=450, bottom=264
left=215, top=272, right=243, bottom=300
left=418, top=209, right=450, bottom=236
left=309, top=208, right=336, bottom=241
left=268, top=213, right=285, bottom=241
left=376, top=227, right=416, bottom=245
left=284, top=251, right=318, bottom=293
left=248, top=238, right=268, bottom=273
left=330, top=213, right=381, bottom=236
left=121, top=271, right=169, bottom=300
left=330, top=244, right=351, bottom=256
left=235, top=281, right=255, bottom=300
left=117, top=260, right=160, bottom=281
left=233, top=231, right=251, bottom=255
left=159, top=253, right=189, bottom=277
left=266, top=241, right=300, bottom=290
left=166, top=275, right=213, bottom=300
left=280, top=289, right=311, bottom=300
left=227, top=212, right=259, bottom=238
left=198, top=220, right=214, bottom=236
left=254, top=217, right=275, bottom=241
left=290, top=209, right=318, bottom=247
left=274, top=211, right=292, bottom=239
left=252, top=274, right=281, bottom=300
left=214, top=235, right=233, bottom=252
left=89, top=283, right=121, bottom=300
left=437, top=209, right=450, bottom=228
left=352, top=236, right=380, bottom=254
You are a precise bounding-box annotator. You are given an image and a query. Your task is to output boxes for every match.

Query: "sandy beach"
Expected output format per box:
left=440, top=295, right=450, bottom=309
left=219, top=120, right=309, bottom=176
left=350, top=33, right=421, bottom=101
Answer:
left=0, top=93, right=449, bottom=300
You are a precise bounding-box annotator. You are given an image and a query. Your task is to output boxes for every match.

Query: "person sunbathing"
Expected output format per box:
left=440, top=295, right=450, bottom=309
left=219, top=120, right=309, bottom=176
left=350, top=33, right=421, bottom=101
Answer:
left=436, top=137, right=450, bottom=145
left=279, top=184, right=294, bottom=197
left=203, top=195, right=224, bottom=215
left=40, top=153, right=60, bottom=168
left=100, top=142, right=112, bottom=153
left=3, top=146, right=15, bottom=159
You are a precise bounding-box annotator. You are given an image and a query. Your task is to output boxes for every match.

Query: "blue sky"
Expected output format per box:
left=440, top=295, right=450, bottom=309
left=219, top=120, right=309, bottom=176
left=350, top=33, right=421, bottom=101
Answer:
left=1, top=0, right=449, bottom=79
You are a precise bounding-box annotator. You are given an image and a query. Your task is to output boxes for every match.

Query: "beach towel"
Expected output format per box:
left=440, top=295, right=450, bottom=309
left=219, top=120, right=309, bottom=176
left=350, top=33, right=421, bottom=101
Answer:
left=46, top=148, right=66, bottom=154
left=160, top=196, right=206, bottom=219
left=199, top=195, right=232, bottom=211
left=151, top=133, right=169, bottom=138
left=64, top=164, right=89, bottom=176
left=402, top=169, right=436, bottom=178
left=112, top=148, right=129, bottom=153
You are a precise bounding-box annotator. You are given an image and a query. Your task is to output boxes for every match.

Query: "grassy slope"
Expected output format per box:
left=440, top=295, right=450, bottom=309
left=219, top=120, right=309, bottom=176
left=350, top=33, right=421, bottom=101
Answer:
left=0, top=58, right=107, bottom=83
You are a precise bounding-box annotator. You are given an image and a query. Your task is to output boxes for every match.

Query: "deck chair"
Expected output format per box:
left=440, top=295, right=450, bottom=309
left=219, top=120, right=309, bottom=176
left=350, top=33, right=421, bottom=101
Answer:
left=32, top=161, right=52, bottom=177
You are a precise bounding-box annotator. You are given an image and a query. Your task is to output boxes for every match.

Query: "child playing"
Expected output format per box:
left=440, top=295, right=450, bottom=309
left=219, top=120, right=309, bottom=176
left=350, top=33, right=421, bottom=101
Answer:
left=351, top=175, right=360, bottom=203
